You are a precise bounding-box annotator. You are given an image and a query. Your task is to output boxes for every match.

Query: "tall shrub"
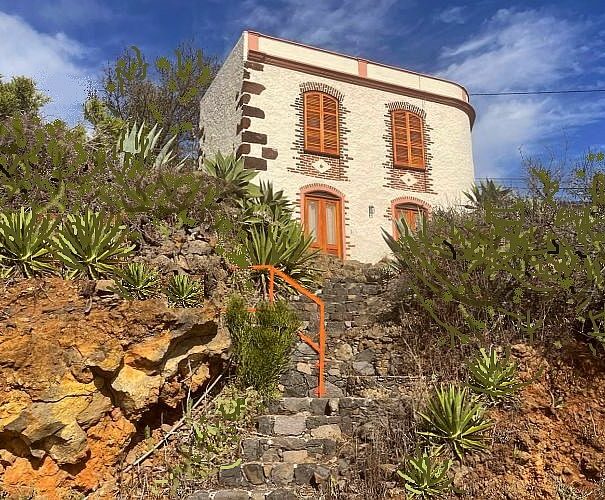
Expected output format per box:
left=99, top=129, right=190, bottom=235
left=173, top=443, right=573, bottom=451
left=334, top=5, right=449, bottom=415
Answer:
left=225, top=296, right=300, bottom=397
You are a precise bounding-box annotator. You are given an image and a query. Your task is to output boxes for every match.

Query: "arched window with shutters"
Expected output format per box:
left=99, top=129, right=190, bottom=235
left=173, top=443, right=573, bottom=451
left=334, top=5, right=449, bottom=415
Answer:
left=393, top=202, right=428, bottom=237
left=391, top=110, right=425, bottom=170
left=304, top=91, right=340, bottom=156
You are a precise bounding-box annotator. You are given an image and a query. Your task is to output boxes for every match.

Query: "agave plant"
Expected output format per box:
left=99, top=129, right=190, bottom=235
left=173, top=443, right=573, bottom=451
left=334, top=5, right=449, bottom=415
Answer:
left=467, top=347, right=524, bottom=402
left=238, top=180, right=294, bottom=227
left=114, top=262, right=160, bottom=300
left=244, top=221, right=319, bottom=291
left=53, top=210, right=135, bottom=279
left=396, top=448, right=453, bottom=498
left=202, top=152, right=257, bottom=199
left=419, top=385, right=492, bottom=459
left=117, top=121, right=184, bottom=170
left=0, top=207, right=56, bottom=277
left=463, top=180, right=513, bottom=210
left=166, top=274, right=204, bottom=307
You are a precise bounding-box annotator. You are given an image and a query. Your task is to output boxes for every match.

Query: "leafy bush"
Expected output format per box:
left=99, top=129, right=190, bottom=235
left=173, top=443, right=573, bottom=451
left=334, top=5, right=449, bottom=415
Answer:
left=419, top=385, right=492, bottom=459
left=166, top=274, right=204, bottom=307
left=467, top=347, right=524, bottom=402
left=114, top=262, right=160, bottom=299
left=225, top=296, right=300, bottom=397
left=383, top=168, right=605, bottom=348
left=396, top=448, right=452, bottom=498
left=0, top=207, right=56, bottom=277
left=53, top=209, right=135, bottom=278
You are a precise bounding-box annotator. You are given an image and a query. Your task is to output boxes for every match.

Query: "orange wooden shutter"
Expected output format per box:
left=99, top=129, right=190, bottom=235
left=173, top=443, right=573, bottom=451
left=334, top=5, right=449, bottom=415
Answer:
left=391, top=110, right=425, bottom=169
left=304, top=92, right=322, bottom=152
left=408, top=114, right=424, bottom=168
left=322, top=94, right=339, bottom=155
left=304, top=92, right=339, bottom=155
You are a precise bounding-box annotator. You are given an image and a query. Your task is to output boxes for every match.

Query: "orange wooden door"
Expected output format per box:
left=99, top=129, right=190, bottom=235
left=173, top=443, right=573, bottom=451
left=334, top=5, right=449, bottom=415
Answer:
left=304, top=194, right=343, bottom=258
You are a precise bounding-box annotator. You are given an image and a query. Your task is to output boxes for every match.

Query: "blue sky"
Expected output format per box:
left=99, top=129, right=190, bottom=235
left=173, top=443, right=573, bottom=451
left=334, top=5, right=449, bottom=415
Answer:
left=1, top=1, right=605, bottom=181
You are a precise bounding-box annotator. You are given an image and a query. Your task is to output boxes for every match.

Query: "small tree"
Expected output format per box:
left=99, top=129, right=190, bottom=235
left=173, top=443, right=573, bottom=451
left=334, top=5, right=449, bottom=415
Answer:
left=0, top=75, right=50, bottom=119
left=87, top=41, right=217, bottom=160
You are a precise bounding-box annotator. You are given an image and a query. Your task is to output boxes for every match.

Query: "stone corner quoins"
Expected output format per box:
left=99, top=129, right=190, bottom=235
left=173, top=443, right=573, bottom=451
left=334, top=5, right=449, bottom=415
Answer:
left=237, top=69, right=273, bottom=171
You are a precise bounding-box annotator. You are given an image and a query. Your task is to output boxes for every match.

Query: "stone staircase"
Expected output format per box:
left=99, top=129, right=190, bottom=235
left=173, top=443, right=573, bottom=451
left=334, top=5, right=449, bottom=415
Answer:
left=185, top=261, right=394, bottom=499
left=185, top=394, right=372, bottom=499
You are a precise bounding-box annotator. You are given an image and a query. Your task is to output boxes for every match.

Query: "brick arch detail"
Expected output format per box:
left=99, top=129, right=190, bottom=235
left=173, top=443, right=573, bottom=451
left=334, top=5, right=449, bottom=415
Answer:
left=386, top=101, right=426, bottom=118
left=299, top=82, right=344, bottom=102
left=297, top=183, right=348, bottom=260
left=390, top=196, right=432, bottom=214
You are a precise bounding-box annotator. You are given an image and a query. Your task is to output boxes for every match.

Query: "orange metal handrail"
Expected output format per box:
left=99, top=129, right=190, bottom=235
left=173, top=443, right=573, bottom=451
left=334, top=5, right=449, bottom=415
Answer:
left=250, top=264, right=326, bottom=397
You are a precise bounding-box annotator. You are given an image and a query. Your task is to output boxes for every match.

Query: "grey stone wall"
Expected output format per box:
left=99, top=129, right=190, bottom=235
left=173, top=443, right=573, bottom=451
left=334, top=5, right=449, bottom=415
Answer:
left=199, top=35, right=245, bottom=160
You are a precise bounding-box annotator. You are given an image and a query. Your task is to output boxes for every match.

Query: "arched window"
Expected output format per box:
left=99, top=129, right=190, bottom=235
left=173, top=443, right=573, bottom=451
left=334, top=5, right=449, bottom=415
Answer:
left=391, top=110, right=425, bottom=170
left=304, top=91, right=340, bottom=156
left=394, top=203, right=426, bottom=235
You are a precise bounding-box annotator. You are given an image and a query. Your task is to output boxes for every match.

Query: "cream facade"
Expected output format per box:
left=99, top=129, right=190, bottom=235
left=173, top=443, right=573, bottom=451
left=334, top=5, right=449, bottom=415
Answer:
left=200, top=31, right=476, bottom=263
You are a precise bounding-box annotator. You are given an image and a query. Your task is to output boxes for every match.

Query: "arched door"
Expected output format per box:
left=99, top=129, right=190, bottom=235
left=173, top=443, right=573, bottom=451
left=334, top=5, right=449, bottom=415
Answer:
left=303, top=191, right=343, bottom=258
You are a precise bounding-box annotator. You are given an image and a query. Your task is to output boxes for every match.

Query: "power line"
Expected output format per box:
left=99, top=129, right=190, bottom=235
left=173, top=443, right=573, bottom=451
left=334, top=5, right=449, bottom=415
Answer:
left=471, top=89, right=605, bottom=96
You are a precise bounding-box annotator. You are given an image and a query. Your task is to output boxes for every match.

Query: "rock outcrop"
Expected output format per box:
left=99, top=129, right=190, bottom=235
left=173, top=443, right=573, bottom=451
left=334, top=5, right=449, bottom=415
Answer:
left=0, top=278, right=230, bottom=498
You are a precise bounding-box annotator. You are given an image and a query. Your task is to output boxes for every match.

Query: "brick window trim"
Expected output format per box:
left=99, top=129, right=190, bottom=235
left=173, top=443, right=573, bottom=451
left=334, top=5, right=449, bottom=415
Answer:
left=388, top=196, right=432, bottom=237
left=387, top=101, right=426, bottom=118
left=297, top=183, right=348, bottom=260
left=299, top=82, right=344, bottom=102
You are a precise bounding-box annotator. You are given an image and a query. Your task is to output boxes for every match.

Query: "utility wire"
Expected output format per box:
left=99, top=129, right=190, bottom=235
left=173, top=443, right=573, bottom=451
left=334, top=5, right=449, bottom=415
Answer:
left=471, top=89, right=605, bottom=96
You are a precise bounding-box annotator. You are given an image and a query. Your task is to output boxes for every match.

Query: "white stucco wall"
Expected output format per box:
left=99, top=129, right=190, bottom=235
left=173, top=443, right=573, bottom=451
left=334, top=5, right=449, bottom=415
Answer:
left=246, top=64, right=475, bottom=263
left=199, top=35, right=245, bottom=159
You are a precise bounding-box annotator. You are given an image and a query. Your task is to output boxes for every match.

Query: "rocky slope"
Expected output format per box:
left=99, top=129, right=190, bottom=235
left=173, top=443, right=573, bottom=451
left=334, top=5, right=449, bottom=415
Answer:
left=0, top=277, right=230, bottom=498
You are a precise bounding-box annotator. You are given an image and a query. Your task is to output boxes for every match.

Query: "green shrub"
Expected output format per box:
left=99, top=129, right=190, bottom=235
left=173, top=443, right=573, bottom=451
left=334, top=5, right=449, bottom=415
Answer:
left=225, top=295, right=300, bottom=397
left=0, top=207, right=56, bottom=277
left=396, top=448, right=452, bottom=498
left=383, top=168, right=605, bottom=348
left=166, top=274, right=204, bottom=307
left=53, top=209, right=134, bottom=278
left=419, top=385, right=492, bottom=459
left=114, top=262, right=160, bottom=299
left=467, top=347, right=524, bottom=401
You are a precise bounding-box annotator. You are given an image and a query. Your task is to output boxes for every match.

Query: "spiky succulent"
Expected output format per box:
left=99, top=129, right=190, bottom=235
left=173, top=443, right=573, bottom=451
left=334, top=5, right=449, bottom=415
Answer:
left=53, top=209, right=134, bottom=279
left=467, top=347, right=524, bottom=401
left=114, top=262, right=160, bottom=300
left=396, top=448, right=453, bottom=498
left=0, top=207, right=56, bottom=277
left=117, top=121, right=184, bottom=169
left=202, top=152, right=257, bottom=199
left=419, top=385, right=492, bottom=459
left=166, top=274, right=204, bottom=307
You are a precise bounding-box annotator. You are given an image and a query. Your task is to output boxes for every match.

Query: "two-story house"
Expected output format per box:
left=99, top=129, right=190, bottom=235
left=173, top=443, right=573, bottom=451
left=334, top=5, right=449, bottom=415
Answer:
left=199, top=31, right=476, bottom=263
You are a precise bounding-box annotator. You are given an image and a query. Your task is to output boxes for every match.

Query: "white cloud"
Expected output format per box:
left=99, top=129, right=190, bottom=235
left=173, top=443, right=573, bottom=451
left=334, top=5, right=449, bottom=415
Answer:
left=436, top=6, right=466, bottom=25
left=0, top=11, right=93, bottom=125
left=438, top=8, right=605, bottom=177
left=241, top=0, right=398, bottom=54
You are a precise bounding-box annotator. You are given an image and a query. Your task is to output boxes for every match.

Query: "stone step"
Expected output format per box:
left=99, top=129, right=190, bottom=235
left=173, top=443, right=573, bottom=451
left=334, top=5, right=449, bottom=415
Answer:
left=266, top=396, right=371, bottom=416
left=185, top=488, right=303, bottom=500
left=255, top=414, right=344, bottom=438
left=240, top=436, right=338, bottom=462
left=218, top=461, right=336, bottom=489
